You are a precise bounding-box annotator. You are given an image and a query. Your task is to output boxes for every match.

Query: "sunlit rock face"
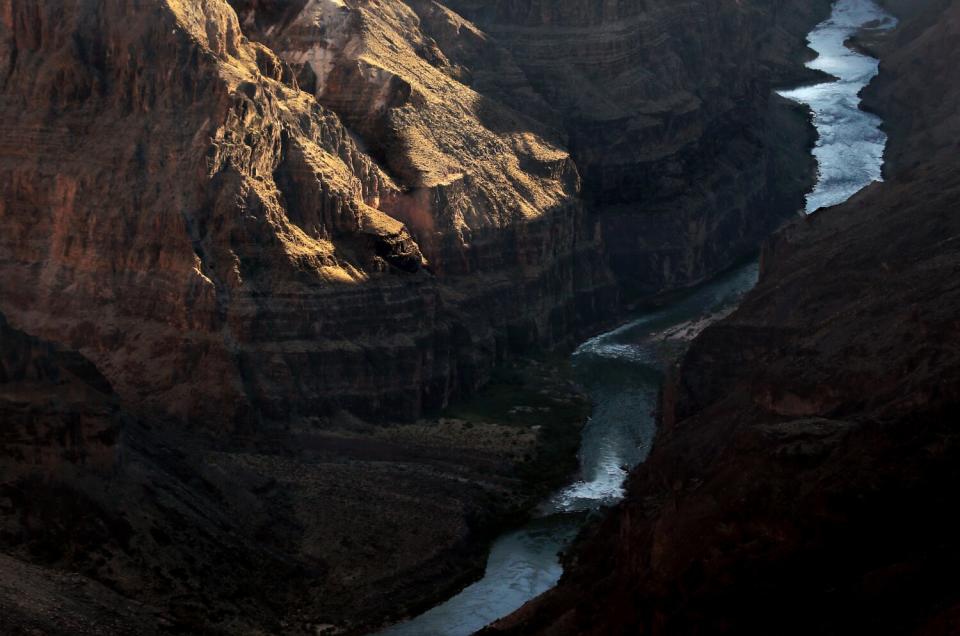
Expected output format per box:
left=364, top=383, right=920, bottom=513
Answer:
left=0, top=0, right=432, bottom=424
left=0, top=0, right=617, bottom=427
left=231, top=0, right=580, bottom=275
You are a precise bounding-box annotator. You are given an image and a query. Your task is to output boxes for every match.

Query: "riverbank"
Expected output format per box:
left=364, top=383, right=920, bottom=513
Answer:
left=376, top=261, right=762, bottom=636
left=353, top=355, right=591, bottom=632
left=777, top=0, right=896, bottom=213
left=0, top=347, right=592, bottom=636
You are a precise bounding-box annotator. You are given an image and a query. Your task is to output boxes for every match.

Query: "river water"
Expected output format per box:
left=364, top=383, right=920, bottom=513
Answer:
left=778, top=0, right=896, bottom=213
left=376, top=1, right=894, bottom=634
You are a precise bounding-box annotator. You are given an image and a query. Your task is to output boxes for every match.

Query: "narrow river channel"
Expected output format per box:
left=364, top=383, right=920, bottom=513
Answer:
left=377, top=1, right=895, bottom=634
left=778, top=0, right=896, bottom=213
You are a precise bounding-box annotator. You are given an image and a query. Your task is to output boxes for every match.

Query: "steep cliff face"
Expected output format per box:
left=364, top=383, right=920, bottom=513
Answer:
left=230, top=0, right=577, bottom=273
left=0, top=0, right=827, bottom=430
left=485, top=2, right=960, bottom=634
left=236, top=0, right=831, bottom=298
left=0, top=0, right=431, bottom=424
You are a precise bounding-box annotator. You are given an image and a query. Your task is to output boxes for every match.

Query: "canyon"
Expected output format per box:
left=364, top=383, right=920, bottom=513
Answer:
left=1, top=0, right=956, bottom=634
left=483, top=0, right=960, bottom=634
left=0, top=0, right=829, bottom=430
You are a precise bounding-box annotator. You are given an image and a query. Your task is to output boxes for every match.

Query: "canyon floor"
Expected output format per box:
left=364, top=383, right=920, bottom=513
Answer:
left=0, top=0, right=829, bottom=631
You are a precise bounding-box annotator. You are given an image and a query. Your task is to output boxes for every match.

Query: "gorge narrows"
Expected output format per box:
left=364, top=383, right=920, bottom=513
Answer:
left=376, top=0, right=896, bottom=634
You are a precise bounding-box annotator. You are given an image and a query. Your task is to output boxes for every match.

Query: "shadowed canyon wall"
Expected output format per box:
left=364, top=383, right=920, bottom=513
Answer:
left=437, top=0, right=832, bottom=295
left=0, top=313, right=119, bottom=478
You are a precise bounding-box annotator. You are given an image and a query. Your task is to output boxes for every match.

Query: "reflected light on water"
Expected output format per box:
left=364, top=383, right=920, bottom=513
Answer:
left=777, top=0, right=897, bottom=213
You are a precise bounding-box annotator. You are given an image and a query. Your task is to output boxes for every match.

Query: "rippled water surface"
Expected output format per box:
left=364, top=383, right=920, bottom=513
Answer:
left=778, top=0, right=896, bottom=212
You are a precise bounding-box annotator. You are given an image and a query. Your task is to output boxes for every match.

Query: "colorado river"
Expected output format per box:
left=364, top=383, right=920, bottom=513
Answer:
left=778, top=0, right=896, bottom=212
left=377, top=1, right=894, bottom=634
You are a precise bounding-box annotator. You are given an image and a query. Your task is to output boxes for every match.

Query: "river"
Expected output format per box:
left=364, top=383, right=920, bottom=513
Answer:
left=376, top=1, right=894, bottom=634
left=778, top=0, right=897, bottom=213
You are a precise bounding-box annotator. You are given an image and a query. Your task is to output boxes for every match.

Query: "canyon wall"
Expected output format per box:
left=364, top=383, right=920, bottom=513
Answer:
left=0, top=0, right=836, bottom=632
left=0, top=0, right=615, bottom=429
left=485, top=2, right=960, bottom=634
left=0, top=313, right=118, bottom=479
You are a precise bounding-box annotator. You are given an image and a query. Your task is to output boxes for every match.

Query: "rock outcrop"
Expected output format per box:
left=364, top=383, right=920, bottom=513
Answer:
left=484, top=2, right=960, bottom=634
